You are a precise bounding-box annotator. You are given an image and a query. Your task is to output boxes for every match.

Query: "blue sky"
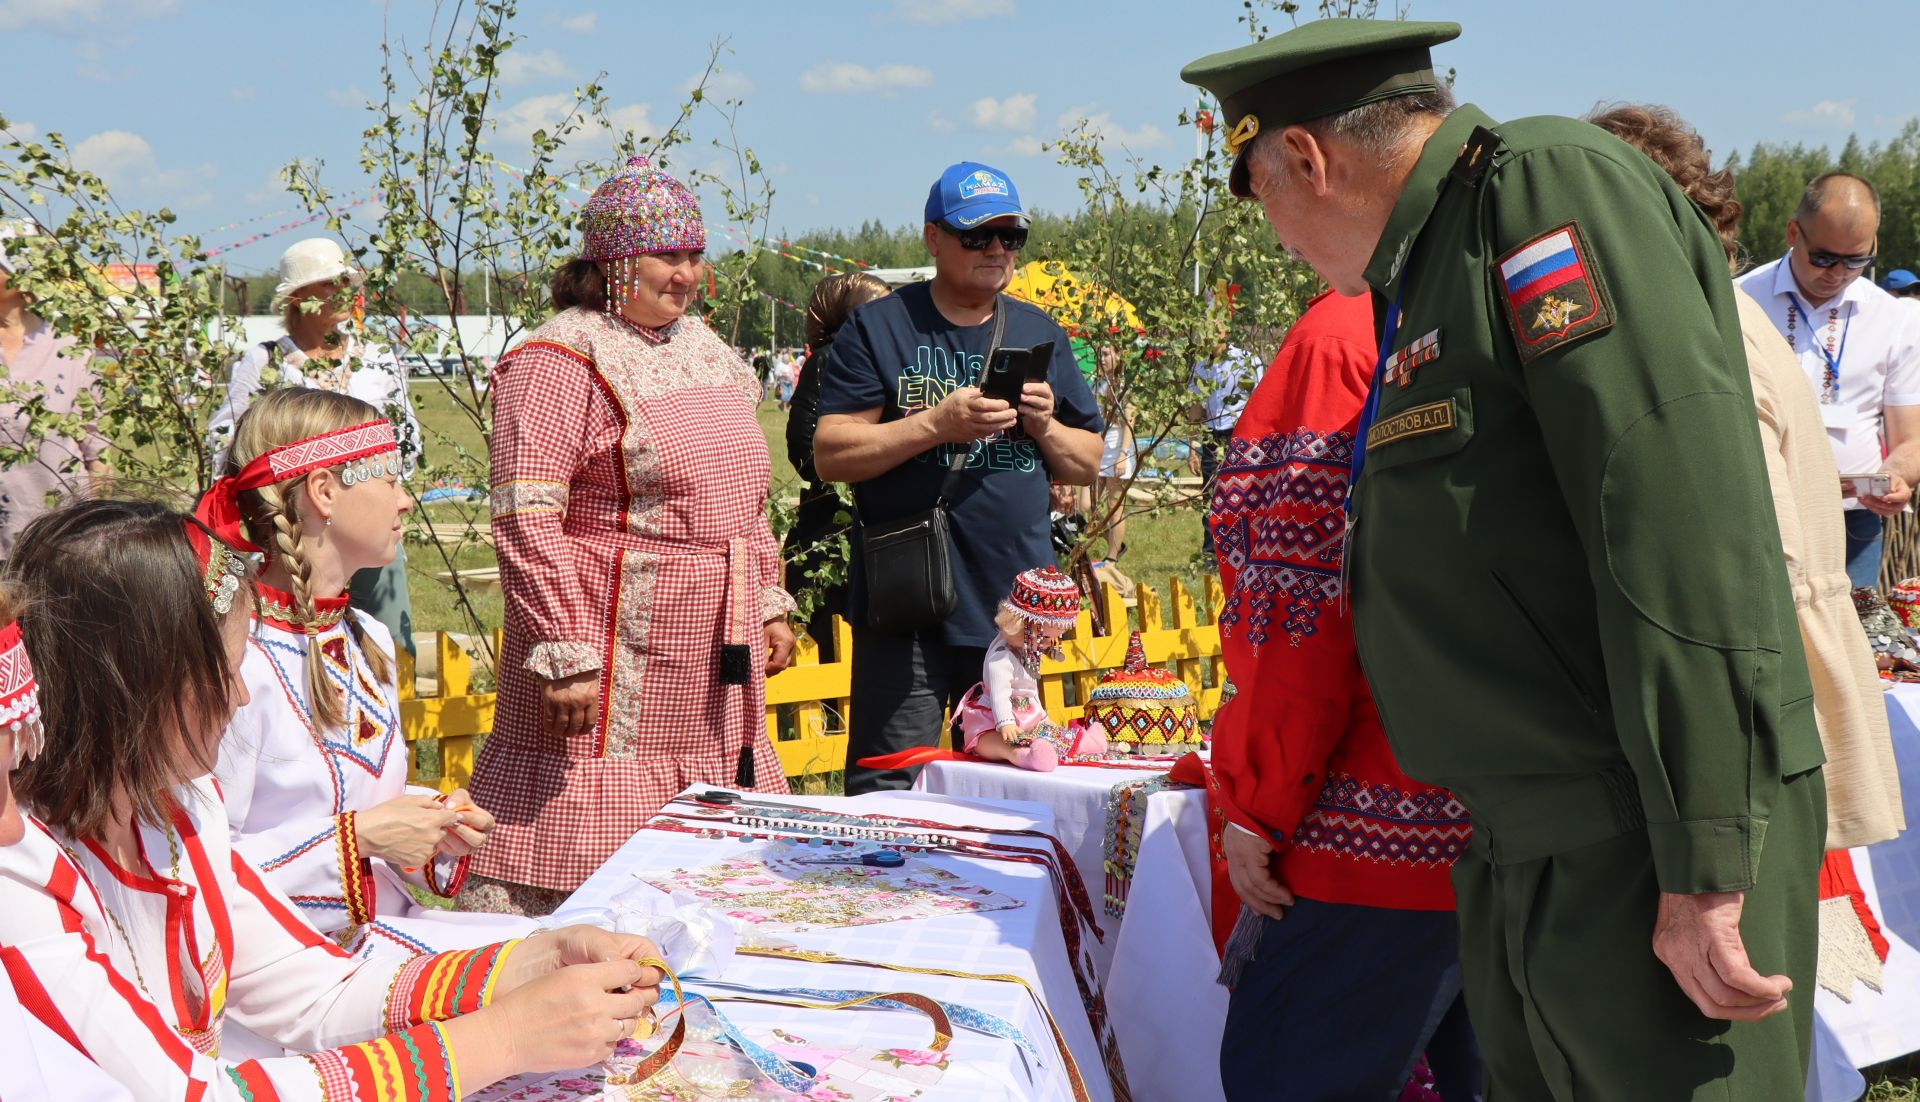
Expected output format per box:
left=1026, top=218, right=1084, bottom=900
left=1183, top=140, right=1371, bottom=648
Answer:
left=2, top=0, right=1914, bottom=275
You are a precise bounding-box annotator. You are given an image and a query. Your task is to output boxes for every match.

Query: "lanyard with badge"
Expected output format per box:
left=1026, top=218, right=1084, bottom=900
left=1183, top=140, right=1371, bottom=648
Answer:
left=1337, top=285, right=1406, bottom=601
left=1785, top=288, right=1853, bottom=428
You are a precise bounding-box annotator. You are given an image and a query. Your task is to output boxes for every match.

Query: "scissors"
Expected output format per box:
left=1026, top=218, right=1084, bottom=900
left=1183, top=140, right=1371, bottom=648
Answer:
left=791, top=849, right=906, bottom=869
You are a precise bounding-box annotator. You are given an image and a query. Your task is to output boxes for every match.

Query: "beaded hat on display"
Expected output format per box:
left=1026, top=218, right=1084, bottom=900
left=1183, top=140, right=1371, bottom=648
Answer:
left=0, top=621, right=44, bottom=764
left=1084, top=631, right=1203, bottom=756
left=579, top=157, right=706, bottom=312
left=1004, top=566, right=1081, bottom=630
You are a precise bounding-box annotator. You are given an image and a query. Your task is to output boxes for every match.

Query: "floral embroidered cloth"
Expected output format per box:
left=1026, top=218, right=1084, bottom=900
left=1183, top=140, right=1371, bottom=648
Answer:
left=637, top=846, right=1024, bottom=932
left=478, top=1033, right=949, bottom=1101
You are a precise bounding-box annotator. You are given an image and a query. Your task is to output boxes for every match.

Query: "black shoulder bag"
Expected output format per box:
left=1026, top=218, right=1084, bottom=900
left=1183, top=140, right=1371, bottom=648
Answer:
left=856, top=299, right=1007, bottom=635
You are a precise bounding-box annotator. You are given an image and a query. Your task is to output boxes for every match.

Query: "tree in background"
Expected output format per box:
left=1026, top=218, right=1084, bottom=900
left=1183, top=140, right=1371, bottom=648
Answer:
left=1731, top=120, right=1920, bottom=274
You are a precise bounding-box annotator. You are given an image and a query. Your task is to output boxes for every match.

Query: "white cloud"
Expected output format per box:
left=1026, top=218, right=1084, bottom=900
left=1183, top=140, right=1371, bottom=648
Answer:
left=558, top=11, right=598, bottom=32
left=1058, top=105, right=1167, bottom=150
left=3, top=120, right=37, bottom=140
left=230, top=86, right=256, bottom=103
left=889, top=0, right=1013, bottom=24
left=972, top=93, right=1036, bottom=131
left=69, top=129, right=215, bottom=208
left=498, top=47, right=574, bottom=87
left=989, top=135, right=1047, bottom=158
left=0, top=0, right=175, bottom=33
left=492, top=94, right=656, bottom=152
left=1782, top=99, right=1856, bottom=131
left=327, top=86, right=368, bottom=109
left=799, top=63, right=932, bottom=95
left=927, top=113, right=956, bottom=134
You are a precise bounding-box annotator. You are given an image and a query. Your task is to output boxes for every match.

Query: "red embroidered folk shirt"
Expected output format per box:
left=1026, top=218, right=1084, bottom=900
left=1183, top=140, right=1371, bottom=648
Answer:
left=1207, top=290, right=1469, bottom=912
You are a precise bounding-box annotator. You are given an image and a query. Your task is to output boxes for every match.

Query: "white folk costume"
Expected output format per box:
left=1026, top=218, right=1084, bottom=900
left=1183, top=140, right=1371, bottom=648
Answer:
left=0, top=607, right=517, bottom=1102
left=0, top=778, right=519, bottom=1102
left=216, top=583, right=535, bottom=957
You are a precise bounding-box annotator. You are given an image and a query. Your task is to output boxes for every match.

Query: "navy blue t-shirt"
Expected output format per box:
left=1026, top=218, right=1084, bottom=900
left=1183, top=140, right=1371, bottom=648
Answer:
left=819, top=282, right=1103, bottom=646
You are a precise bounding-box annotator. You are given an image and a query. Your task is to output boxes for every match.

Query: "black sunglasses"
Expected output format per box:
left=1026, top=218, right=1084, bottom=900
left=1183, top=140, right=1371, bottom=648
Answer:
left=939, top=221, right=1028, bottom=252
left=1807, top=247, right=1877, bottom=271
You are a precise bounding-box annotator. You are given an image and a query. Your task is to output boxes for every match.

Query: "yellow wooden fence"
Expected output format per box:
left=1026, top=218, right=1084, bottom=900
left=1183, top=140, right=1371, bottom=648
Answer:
left=399, top=575, right=1227, bottom=793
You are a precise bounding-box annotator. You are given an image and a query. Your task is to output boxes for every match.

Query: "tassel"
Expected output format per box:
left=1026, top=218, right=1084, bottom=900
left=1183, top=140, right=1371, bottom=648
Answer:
left=1216, top=903, right=1268, bottom=989
left=719, top=643, right=752, bottom=685
left=734, top=743, right=755, bottom=787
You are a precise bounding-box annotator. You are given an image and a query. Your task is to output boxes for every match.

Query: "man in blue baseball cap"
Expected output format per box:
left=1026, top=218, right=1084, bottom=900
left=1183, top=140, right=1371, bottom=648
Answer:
left=1886, top=268, right=1920, bottom=298
left=815, top=162, right=1104, bottom=795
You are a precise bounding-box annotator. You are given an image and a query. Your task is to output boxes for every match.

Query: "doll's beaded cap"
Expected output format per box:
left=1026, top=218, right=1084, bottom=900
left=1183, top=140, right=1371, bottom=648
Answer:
left=579, top=157, right=707, bottom=261
left=1005, top=566, right=1081, bottom=629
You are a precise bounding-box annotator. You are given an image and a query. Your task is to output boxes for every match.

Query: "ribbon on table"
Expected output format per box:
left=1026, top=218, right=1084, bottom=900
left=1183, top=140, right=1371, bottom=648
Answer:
left=737, top=946, right=1094, bottom=1102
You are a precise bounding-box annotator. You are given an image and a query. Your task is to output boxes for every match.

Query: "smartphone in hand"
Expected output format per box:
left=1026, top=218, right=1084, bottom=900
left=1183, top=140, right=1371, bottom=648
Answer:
left=979, top=340, right=1056, bottom=405
left=1841, top=472, right=1894, bottom=498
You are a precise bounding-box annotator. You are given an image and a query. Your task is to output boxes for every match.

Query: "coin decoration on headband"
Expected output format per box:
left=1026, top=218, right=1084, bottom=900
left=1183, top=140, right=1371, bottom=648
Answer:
left=193, top=418, right=401, bottom=553
left=338, top=452, right=404, bottom=487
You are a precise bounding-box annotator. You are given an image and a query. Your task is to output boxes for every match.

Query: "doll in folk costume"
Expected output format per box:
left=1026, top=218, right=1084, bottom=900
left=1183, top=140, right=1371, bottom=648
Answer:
left=953, top=566, right=1107, bottom=771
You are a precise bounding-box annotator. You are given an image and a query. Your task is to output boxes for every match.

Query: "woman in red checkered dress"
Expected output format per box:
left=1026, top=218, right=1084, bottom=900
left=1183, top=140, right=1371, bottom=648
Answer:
left=459, top=159, right=797, bottom=915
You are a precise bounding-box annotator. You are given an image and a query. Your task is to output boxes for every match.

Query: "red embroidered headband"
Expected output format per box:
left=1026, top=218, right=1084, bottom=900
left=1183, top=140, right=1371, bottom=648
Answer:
left=0, top=620, right=44, bottom=763
left=192, top=419, right=399, bottom=554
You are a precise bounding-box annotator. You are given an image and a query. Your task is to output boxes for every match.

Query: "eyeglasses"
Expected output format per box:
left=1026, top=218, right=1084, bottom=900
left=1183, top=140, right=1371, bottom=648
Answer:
left=939, top=221, right=1028, bottom=252
left=1806, top=248, right=1877, bottom=271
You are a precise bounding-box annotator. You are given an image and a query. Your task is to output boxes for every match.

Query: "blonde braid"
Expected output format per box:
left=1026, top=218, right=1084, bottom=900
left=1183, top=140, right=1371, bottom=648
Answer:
left=261, top=479, right=348, bottom=731
left=343, top=611, right=394, bottom=694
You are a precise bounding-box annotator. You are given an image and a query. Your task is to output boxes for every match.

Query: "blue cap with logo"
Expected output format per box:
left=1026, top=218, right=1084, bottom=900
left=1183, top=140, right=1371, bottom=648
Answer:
left=1885, top=269, right=1919, bottom=292
left=925, top=162, right=1028, bottom=229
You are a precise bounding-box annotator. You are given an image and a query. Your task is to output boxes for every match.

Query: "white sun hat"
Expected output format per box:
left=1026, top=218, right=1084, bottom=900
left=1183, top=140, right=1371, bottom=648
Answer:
left=272, top=238, right=364, bottom=306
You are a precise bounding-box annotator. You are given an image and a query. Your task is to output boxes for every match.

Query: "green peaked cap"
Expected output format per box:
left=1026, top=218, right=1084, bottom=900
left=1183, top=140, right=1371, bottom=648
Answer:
left=1180, top=18, right=1461, bottom=198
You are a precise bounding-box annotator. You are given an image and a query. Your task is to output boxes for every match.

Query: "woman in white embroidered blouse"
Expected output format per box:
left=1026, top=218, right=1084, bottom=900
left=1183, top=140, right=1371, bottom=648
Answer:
left=0, top=497, right=663, bottom=1102
left=212, top=387, right=531, bottom=957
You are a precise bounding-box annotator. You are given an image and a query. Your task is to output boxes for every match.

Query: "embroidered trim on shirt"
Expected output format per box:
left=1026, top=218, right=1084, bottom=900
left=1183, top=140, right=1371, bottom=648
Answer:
left=1291, top=773, right=1472, bottom=866
left=333, top=811, right=377, bottom=928
left=384, top=939, right=521, bottom=1033
left=261, top=825, right=336, bottom=871
left=490, top=478, right=570, bottom=520
left=257, top=583, right=350, bottom=634
left=1213, top=429, right=1353, bottom=648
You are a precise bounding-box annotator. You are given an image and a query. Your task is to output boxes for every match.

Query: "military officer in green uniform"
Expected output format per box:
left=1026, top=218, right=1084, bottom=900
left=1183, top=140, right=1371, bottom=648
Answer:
left=1183, top=20, right=1826, bottom=1100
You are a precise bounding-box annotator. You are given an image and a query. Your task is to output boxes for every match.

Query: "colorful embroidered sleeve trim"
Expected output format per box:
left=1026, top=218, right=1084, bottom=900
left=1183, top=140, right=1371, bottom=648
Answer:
left=333, top=812, right=376, bottom=928
left=301, top=1021, right=458, bottom=1102
left=385, top=939, right=520, bottom=1032
left=489, top=478, right=570, bottom=520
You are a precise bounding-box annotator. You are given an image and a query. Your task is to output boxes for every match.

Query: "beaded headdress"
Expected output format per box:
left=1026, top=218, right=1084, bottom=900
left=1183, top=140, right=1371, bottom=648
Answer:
left=0, top=621, right=43, bottom=764
left=578, top=157, right=706, bottom=313
left=193, top=418, right=400, bottom=558
left=1004, top=566, right=1081, bottom=630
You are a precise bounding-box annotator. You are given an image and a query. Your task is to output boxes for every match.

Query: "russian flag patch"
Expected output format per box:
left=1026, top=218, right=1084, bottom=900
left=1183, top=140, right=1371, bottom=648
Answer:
left=1496, top=220, right=1613, bottom=364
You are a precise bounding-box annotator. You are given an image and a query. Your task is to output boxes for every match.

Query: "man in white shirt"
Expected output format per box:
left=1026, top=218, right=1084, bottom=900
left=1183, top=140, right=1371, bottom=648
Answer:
left=1738, top=173, right=1920, bottom=586
left=1191, top=343, right=1262, bottom=555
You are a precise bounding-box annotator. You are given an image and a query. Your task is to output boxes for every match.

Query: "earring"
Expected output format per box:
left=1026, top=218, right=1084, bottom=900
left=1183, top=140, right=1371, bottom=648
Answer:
left=324, top=517, right=333, bottom=528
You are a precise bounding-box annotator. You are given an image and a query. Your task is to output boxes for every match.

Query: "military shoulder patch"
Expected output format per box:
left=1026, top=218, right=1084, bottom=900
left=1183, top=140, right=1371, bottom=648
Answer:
left=1496, top=221, right=1614, bottom=365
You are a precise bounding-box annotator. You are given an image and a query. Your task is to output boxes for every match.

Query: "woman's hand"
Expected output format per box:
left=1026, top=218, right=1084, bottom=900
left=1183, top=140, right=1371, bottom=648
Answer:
left=433, top=787, right=495, bottom=858
left=765, top=619, right=796, bottom=676
left=355, top=795, right=460, bottom=868
left=497, top=927, right=667, bottom=998
left=540, top=672, right=599, bottom=737
left=446, top=959, right=660, bottom=1084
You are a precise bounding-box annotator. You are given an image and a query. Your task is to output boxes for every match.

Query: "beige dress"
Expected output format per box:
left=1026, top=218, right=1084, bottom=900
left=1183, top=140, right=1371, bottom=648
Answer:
left=1740, top=289, right=1906, bottom=848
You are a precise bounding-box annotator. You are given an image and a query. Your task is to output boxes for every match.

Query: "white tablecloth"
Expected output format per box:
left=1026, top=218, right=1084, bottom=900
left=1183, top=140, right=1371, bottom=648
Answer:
left=470, top=788, right=1110, bottom=1102
left=917, top=761, right=1227, bottom=1102
left=1809, top=683, right=1920, bottom=1099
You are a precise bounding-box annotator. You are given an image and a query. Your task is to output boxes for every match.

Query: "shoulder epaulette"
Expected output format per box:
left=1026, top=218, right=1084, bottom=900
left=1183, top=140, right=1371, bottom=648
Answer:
left=1448, top=125, right=1502, bottom=188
